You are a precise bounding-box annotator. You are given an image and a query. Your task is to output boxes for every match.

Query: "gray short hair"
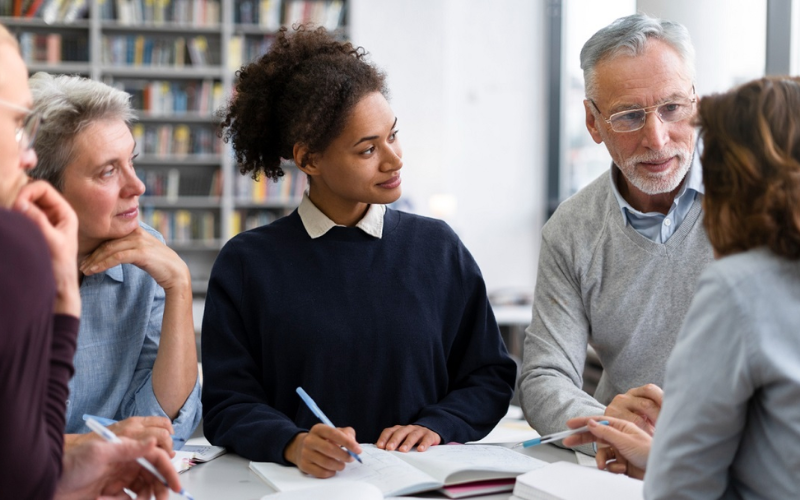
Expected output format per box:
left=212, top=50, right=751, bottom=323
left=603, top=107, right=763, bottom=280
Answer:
left=580, top=14, right=695, bottom=101
left=28, top=72, right=135, bottom=190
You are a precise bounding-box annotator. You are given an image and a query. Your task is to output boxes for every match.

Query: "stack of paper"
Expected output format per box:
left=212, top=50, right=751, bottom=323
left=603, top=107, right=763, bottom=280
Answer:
left=513, top=461, right=643, bottom=500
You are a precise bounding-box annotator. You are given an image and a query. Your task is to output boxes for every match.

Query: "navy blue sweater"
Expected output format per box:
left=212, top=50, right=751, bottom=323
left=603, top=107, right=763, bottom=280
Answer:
left=201, top=208, right=516, bottom=464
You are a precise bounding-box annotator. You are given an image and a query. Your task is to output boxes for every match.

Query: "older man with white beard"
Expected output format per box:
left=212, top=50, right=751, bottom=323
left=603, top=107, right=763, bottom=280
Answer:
left=519, top=14, right=714, bottom=457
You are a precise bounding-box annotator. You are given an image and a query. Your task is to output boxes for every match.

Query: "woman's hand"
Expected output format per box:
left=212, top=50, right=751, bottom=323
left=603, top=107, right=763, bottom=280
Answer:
left=14, top=180, right=80, bottom=317
left=79, top=225, right=190, bottom=291
left=376, top=424, right=441, bottom=452
left=562, top=416, right=651, bottom=479
left=56, top=436, right=182, bottom=500
left=66, top=416, right=176, bottom=457
left=284, top=424, right=363, bottom=478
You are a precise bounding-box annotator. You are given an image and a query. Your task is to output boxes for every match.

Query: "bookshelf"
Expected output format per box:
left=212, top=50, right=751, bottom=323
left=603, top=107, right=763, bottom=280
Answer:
left=1, top=0, right=347, bottom=296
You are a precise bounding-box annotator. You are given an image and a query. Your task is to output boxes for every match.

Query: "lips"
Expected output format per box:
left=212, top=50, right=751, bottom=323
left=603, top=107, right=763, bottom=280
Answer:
left=117, top=206, right=139, bottom=218
left=639, top=157, right=674, bottom=173
left=378, top=176, right=401, bottom=189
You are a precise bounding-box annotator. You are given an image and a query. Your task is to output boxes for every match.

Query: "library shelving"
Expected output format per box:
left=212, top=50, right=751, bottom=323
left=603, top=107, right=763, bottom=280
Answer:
left=2, top=0, right=347, bottom=296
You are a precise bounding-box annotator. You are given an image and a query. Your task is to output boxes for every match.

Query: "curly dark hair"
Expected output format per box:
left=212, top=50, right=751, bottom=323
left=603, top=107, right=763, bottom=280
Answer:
left=698, top=76, right=800, bottom=259
left=219, top=25, right=388, bottom=181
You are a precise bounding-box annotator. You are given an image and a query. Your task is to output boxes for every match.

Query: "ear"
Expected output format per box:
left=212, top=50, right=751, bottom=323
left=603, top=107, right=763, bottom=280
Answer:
left=584, top=100, right=604, bottom=145
left=293, top=143, right=321, bottom=178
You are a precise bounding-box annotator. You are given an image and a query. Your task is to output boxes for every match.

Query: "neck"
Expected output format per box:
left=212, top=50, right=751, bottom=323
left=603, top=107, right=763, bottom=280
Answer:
left=617, top=172, right=684, bottom=215
left=307, top=189, right=369, bottom=227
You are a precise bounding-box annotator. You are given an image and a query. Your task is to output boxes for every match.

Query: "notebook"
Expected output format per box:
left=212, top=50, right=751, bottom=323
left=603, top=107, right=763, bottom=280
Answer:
left=513, top=461, right=644, bottom=500
left=250, top=444, right=547, bottom=497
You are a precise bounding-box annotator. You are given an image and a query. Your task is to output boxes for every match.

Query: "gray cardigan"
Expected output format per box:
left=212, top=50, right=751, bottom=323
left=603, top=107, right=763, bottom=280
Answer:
left=519, top=170, right=714, bottom=448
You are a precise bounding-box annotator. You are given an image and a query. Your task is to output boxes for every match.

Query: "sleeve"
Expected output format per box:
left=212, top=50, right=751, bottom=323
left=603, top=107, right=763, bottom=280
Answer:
left=644, top=269, right=752, bottom=500
left=518, top=232, right=605, bottom=453
left=412, top=239, right=517, bottom=443
left=120, top=280, right=202, bottom=442
left=201, top=244, right=305, bottom=464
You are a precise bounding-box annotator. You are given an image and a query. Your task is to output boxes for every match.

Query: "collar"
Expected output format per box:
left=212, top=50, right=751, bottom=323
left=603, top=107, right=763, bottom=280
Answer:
left=609, top=140, right=705, bottom=223
left=297, top=193, right=385, bottom=239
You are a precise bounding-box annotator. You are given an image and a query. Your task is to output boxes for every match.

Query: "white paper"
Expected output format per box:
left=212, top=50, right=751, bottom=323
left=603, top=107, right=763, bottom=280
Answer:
left=250, top=445, right=439, bottom=497
left=514, top=461, right=643, bottom=500
left=394, top=445, right=547, bottom=485
left=260, top=481, right=383, bottom=500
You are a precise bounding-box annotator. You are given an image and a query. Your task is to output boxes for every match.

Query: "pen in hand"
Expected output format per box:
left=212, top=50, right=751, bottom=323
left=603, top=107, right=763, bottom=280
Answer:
left=513, top=420, right=610, bottom=448
left=84, top=417, right=195, bottom=500
left=296, top=387, right=363, bottom=464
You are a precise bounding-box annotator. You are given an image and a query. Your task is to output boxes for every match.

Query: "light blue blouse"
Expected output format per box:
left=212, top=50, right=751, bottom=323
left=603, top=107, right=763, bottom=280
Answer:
left=64, top=222, right=201, bottom=443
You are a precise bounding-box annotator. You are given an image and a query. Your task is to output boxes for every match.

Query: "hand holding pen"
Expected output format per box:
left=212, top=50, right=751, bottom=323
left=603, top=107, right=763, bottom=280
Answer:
left=283, top=387, right=363, bottom=479
left=82, top=414, right=183, bottom=451
left=82, top=417, right=192, bottom=499
left=513, top=420, right=610, bottom=448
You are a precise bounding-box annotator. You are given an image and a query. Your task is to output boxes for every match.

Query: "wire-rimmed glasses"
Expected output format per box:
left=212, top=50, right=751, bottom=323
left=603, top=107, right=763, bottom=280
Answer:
left=0, top=97, right=42, bottom=152
left=589, top=87, right=696, bottom=133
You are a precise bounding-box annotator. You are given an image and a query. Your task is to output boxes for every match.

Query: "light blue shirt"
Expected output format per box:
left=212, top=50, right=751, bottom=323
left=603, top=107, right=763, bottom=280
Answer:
left=64, top=222, right=201, bottom=443
left=610, top=142, right=704, bottom=243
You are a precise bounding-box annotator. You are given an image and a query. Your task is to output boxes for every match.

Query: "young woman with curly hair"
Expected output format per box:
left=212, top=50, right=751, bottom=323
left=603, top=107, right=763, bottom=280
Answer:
left=201, top=26, right=516, bottom=479
left=564, top=76, right=800, bottom=499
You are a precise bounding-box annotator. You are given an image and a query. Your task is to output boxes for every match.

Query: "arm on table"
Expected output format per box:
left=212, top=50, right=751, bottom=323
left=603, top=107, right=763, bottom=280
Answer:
left=518, top=235, right=605, bottom=453
left=395, top=239, right=516, bottom=449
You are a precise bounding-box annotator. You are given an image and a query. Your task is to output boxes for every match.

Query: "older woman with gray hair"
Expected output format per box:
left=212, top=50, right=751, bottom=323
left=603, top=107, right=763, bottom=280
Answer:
left=28, top=72, right=201, bottom=450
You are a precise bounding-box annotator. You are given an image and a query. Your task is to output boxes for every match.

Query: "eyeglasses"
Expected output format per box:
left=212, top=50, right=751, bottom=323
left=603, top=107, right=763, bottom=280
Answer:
left=0, top=97, right=42, bottom=152
left=589, top=87, right=696, bottom=133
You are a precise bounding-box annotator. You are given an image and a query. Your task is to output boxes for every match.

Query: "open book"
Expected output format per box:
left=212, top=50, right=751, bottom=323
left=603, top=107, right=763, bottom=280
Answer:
left=250, top=444, right=547, bottom=497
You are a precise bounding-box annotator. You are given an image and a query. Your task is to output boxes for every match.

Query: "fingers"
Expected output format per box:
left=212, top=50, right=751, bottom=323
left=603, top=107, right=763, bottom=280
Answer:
left=562, top=416, right=609, bottom=447
left=109, top=417, right=175, bottom=455
left=377, top=425, right=441, bottom=452
left=605, top=384, right=663, bottom=433
left=291, top=425, right=362, bottom=478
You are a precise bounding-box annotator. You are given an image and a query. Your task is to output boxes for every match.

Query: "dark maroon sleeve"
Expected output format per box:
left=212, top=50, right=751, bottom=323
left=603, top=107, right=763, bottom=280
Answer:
left=0, top=210, right=78, bottom=499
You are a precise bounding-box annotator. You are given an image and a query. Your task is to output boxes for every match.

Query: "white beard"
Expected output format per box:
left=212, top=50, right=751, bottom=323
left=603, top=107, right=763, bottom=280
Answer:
left=618, top=146, right=693, bottom=195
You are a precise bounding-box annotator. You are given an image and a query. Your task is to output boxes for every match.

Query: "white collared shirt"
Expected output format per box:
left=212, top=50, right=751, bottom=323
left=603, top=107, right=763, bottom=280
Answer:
left=297, top=193, right=386, bottom=239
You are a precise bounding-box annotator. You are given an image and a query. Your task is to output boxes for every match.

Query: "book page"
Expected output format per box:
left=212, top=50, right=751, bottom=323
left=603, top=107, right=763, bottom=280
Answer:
left=392, top=444, right=548, bottom=485
left=250, top=445, right=441, bottom=496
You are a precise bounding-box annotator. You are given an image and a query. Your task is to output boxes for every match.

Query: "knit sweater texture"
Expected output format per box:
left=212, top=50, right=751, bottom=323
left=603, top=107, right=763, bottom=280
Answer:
left=201, top=208, right=516, bottom=464
left=519, top=171, right=714, bottom=440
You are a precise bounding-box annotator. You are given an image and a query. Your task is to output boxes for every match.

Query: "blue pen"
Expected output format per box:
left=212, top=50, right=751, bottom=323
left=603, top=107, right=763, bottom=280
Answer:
left=85, top=417, right=195, bottom=500
left=82, top=414, right=186, bottom=447
left=513, top=420, right=610, bottom=448
left=296, top=387, right=363, bottom=464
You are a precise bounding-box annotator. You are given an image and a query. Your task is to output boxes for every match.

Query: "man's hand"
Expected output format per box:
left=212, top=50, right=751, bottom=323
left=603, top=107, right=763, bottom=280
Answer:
left=13, top=180, right=80, bottom=317
left=376, top=424, right=441, bottom=452
left=55, top=437, right=182, bottom=500
left=284, top=424, right=362, bottom=478
left=563, top=416, right=650, bottom=479
left=66, top=416, right=176, bottom=457
left=604, top=383, right=663, bottom=435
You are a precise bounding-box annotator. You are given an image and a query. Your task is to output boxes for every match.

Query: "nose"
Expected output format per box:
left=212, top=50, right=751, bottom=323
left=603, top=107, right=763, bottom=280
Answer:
left=381, top=141, right=403, bottom=172
left=640, top=112, right=669, bottom=150
left=20, top=146, right=37, bottom=171
left=123, top=166, right=146, bottom=197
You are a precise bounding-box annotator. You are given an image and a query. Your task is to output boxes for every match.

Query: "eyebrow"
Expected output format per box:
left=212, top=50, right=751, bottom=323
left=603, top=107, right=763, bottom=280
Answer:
left=352, top=117, right=398, bottom=147
left=610, top=92, right=689, bottom=113
left=92, top=140, right=138, bottom=171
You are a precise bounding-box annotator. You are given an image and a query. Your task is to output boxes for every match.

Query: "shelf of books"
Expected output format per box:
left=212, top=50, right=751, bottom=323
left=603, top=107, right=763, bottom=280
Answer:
left=2, top=0, right=347, bottom=296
